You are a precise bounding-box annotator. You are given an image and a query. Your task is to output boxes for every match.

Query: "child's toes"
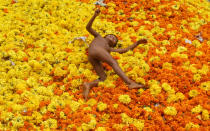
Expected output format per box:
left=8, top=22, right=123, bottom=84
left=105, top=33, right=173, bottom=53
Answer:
left=83, top=83, right=90, bottom=101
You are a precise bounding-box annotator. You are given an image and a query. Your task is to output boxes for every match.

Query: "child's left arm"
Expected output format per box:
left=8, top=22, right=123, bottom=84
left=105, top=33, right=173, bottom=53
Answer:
left=110, top=39, right=147, bottom=54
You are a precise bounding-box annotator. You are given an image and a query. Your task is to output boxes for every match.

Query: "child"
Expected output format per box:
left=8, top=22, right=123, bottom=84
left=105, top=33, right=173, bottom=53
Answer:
left=83, top=9, right=147, bottom=100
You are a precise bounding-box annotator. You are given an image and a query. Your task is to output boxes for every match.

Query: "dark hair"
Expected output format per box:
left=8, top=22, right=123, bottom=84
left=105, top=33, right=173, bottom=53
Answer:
left=104, top=34, right=118, bottom=47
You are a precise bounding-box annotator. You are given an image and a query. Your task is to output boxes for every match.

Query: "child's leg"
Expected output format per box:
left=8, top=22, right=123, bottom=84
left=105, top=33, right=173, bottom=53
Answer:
left=83, top=56, right=106, bottom=100
left=96, top=50, right=144, bottom=89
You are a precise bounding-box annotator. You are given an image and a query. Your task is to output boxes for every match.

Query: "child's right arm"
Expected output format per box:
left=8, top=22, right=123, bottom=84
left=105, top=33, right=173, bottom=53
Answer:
left=86, top=9, right=101, bottom=37
left=110, top=39, right=147, bottom=54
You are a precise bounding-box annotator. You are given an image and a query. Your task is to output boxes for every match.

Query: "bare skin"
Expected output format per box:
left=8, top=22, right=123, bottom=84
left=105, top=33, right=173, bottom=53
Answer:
left=83, top=9, right=148, bottom=101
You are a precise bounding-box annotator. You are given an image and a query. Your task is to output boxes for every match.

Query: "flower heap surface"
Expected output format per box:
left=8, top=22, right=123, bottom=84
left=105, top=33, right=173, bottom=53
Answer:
left=0, top=0, right=209, bottom=130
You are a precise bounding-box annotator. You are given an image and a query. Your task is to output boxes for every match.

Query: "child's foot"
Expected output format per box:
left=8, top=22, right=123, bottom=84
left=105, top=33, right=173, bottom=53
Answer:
left=83, top=82, right=90, bottom=101
left=128, top=82, right=145, bottom=89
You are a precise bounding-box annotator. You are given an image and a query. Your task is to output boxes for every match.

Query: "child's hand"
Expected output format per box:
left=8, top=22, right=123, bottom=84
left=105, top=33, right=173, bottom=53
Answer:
left=94, top=9, right=100, bottom=16
left=137, top=39, right=147, bottom=44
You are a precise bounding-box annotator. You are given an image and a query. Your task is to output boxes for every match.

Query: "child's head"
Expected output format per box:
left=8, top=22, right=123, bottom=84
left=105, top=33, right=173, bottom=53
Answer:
left=104, top=34, right=118, bottom=47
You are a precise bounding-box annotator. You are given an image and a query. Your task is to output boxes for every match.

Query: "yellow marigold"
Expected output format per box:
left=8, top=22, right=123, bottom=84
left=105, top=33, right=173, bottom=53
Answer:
left=189, top=90, right=199, bottom=97
left=167, top=23, right=173, bottom=28
left=185, top=122, right=199, bottom=131
left=162, top=40, right=170, bottom=45
left=11, top=114, right=24, bottom=128
left=95, top=127, right=106, bottom=131
left=107, top=2, right=116, bottom=8
left=69, top=100, right=81, bottom=112
left=176, top=92, right=185, bottom=101
left=143, top=107, right=153, bottom=112
left=154, top=0, right=160, bottom=3
left=113, top=104, right=118, bottom=109
left=202, top=109, right=209, bottom=120
left=150, top=84, right=162, bottom=96
left=198, top=64, right=209, bottom=75
left=200, top=81, right=210, bottom=91
left=97, top=102, right=107, bottom=111
left=195, top=51, right=203, bottom=56
left=83, top=107, right=92, bottom=111
left=192, top=40, right=201, bottom=48
left=148, top=79, right=159, bottom=86
left=171, top=52, right=180, bottom=57
left=121, top=113, right=144, bottom=131
left=137, top=88, right=144, bottom=96
left=71, top=79, right=82, bottom=88
left=207, top=41, right=210, bottom=46
left=162, top=83, right=172, bottom=91
left=131, top=21, right=139, bottom=26
left=191, top=105, right=203, bottom=113
left=80, top=114, right=97, bottom=131
left=108, top=7, right=115, bottom=15
left=67, top=124, right=75, bottom=129
left=86, top=98, right=97, bottom=106
left=141, top=62, right=150, bottom=72
left=179, top=54, right=188, bottom=59
left=112, top=124, right=124, bottom=130
left=54, top=67, right=67, bottom=77
left=60, top=111, right=66, bottom=119
left=167, top=30, right=176, bottom=36
left=177, top=46, right=187, bottom=53
left=118, top=94, right=131, bottom=104
left=12, top=104, right=24, bottom=112
left=149, top=56, right=160, bottom=62
left=167, top=94, right=177, bottom=103
left=193, top=73, right=201, bottom=82
left=28, top=60, right=42, bottom=72
left=172, top=4, right=180, bottom=10
left=0, top=96, right=4, bottom=104
left=42, top=118, right=57, bottom=129
left=162, top=62, right=172, bottom=70
left=31, top=111, right=43, bottom=124
left=164, top=106, right=177, bottom=116
left=15, top=82, right=28, bottom=91
left=189, top=65, right=197, bottom=73
left=136, top=77, right=145, bottom=85
left=106, top=82, right=116, bottom=88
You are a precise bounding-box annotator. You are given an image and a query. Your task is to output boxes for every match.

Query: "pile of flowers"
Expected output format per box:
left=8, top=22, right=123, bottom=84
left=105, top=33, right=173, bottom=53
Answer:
left=0, top=0, right=209, bottom=130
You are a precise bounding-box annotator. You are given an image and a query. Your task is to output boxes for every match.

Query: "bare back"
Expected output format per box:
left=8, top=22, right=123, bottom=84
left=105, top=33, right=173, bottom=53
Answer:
left=88, top=36, right=110, bottom=58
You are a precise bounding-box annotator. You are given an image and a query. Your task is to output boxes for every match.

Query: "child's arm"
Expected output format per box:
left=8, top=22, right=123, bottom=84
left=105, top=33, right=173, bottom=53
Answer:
left=86, top=9, right=101, bottom=37
left=110, top=39, right=147, bottom=54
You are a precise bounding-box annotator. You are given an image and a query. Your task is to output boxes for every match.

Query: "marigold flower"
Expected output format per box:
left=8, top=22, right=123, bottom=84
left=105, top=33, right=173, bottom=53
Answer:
left=143, top=107, right=153, bottom=112
left=185, top=122, right=199, bottom=131
left=86, top=98, right=97, bottom=107
left=195, top=51, right=203, bottom=56
left=162, top=62, right=172, bottom=70
left=202, top=109, right=209, bottom=121
left=121, top=113, right=144, bottom=130
left=97, top=102, right=107, bottom=111
left=192, top=40, right=201, bottom=48
left=191, top=105, right=203, bottom=114
left=95, top=127, right=106, bottom=131
left=150, top=84, right=162, bottom=96
left=199, top=81, right=209, bottom=91
left=189, top=90, right=199, bottom=98
left=42, top=118, right=57, bottom=129
left=193, top=73, right=201, bottom=82
left=118, top=94, right=131, bottom=104
left=164, top=106, right=177, bottom=116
